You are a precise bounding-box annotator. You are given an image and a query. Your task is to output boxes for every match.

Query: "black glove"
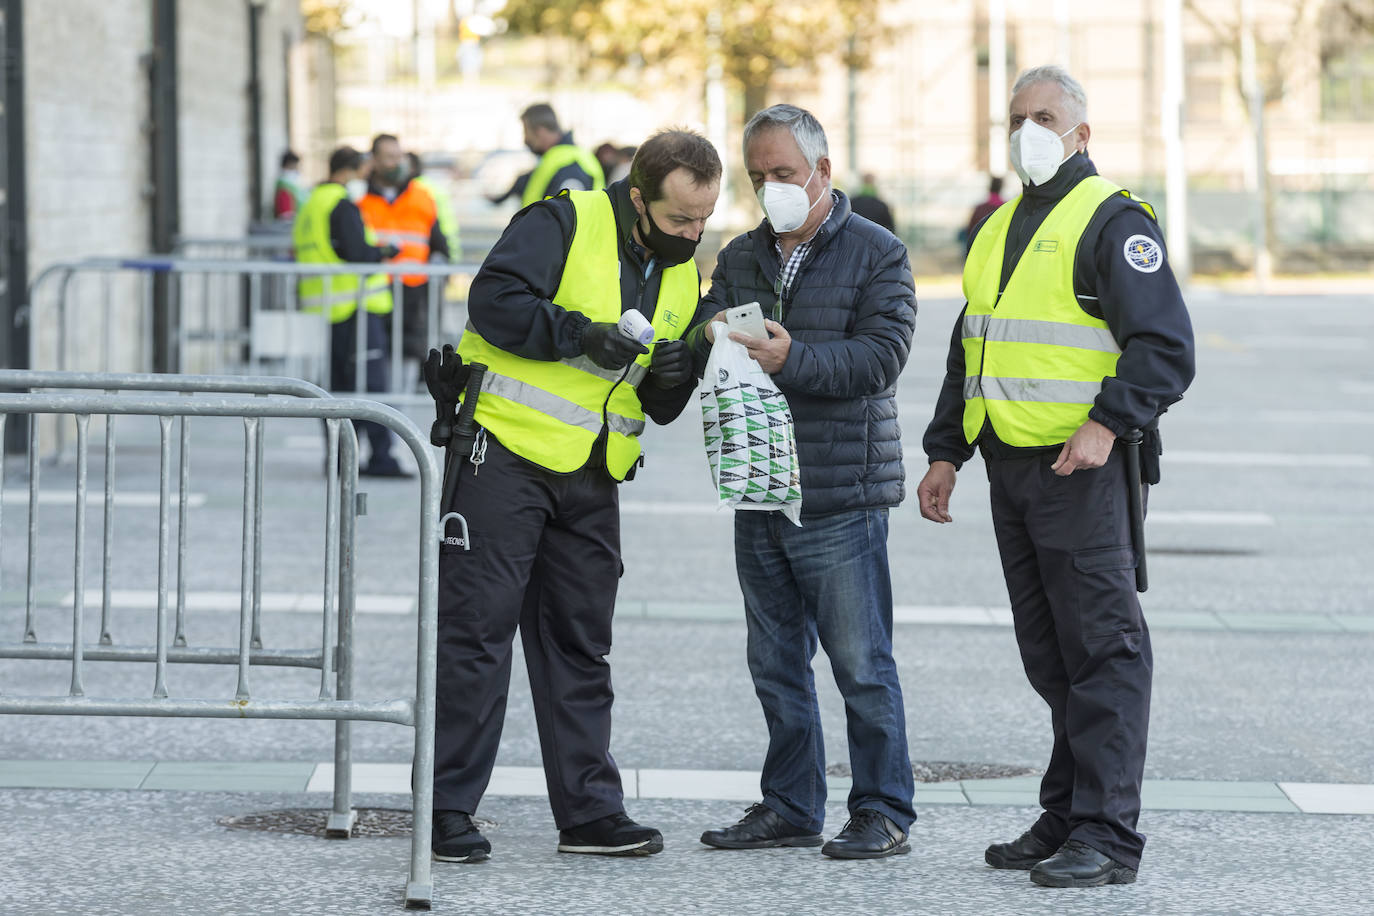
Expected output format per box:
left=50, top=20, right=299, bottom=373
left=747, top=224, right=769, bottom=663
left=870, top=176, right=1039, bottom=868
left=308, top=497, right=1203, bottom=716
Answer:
left=647, top=339, right=692, bottom=389
left=581, top=321, right=648, bottom=371
left=380, top=243, right=401, bottom=259
left=423, top=344, right=469, bottom=446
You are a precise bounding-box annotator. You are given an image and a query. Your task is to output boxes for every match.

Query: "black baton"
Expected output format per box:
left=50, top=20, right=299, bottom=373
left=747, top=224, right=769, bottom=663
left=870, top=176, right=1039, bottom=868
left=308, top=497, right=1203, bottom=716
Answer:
left=441, top=362, right=486, bottom=517
left=1122, top=429, right=1148, bottom=593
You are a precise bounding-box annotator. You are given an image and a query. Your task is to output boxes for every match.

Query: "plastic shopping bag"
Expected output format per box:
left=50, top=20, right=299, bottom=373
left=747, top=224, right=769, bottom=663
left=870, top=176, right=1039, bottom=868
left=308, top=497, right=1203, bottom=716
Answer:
left=699, top=321, right=803, bottom=526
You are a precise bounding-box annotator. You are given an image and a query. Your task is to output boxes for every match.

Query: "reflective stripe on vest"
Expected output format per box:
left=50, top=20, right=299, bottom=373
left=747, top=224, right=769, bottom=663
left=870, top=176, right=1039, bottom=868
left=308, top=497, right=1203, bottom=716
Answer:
left=521, top=145, right=607, bottom=207
left=292, top=184, right=393, bottom=324
left=457, top=189, right=697, bottom=480
left=960, top=175, right=1136, bottom=447
left=358, top=183, right=438, bottom=287
left=462, top=319, right=648, bottom=387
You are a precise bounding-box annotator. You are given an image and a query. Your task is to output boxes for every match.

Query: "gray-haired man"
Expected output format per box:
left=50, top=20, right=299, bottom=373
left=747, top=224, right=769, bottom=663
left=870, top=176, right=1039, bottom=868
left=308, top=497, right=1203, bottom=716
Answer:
left=689, top=105, right=918, bottom=860
left=919, top=65, right=1194, bottom=887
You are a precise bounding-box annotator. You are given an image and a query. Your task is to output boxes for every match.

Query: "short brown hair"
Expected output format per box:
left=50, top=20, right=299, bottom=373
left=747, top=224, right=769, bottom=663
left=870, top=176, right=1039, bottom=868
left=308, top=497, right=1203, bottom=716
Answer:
left=629, top=129, right=722, bottom=203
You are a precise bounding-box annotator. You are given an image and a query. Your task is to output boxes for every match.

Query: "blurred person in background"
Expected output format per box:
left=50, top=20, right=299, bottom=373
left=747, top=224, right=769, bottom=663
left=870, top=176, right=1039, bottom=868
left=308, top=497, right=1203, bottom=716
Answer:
left=918, top=64, right=1194, bottom=889
left=359, top=134, right=450, bottom=388
left=962, top=175, right=1007, bottom=251
left=430, top=128, right=721, bottom=865
left=273, top=150, right=305, bottom=221
left=516, top=103, right=604, bottom=205
left=848, top=172, right=895, bottom=233
left=292, top=146, right=405, bottom=476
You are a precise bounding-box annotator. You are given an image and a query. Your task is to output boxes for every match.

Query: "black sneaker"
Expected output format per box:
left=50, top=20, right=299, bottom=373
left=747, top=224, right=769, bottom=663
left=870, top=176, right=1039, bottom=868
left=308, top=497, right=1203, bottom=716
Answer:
left=700, top=803, right=824, bottom=849
left=820, top=808, right=911, bottom=860
left=557, top=812, right=663, bottom=856
left=432, top=811, right=490, bottom=863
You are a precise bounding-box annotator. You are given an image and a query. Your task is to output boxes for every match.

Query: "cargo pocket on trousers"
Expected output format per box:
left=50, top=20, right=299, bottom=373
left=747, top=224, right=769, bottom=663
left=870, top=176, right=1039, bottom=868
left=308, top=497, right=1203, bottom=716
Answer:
left=438, top=536, right=483, bottom=620
left=1071, top=544, right=1141, bottom=638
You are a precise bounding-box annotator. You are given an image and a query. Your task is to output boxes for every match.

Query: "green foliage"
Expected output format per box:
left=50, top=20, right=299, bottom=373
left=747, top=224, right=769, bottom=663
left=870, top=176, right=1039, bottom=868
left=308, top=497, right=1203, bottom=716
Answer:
left=503, top=0, right=883, bottom=98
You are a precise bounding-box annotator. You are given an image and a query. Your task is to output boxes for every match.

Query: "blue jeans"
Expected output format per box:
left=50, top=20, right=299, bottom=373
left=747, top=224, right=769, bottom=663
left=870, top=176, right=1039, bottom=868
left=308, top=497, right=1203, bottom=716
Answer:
left=735, top=508, right=916, bottom=833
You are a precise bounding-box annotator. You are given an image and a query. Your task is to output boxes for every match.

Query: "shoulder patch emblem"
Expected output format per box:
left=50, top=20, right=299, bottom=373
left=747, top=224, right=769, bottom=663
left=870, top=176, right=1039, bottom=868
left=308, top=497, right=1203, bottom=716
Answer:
left=1123, top=234, right=1163, bottom=273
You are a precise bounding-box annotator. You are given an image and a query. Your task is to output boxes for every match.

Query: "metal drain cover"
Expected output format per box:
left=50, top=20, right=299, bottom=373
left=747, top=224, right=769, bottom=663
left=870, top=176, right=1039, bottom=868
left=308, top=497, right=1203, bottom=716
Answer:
left=826, top=761, right=1040, bottom=783
left=218, top=808, right=498, bottom=839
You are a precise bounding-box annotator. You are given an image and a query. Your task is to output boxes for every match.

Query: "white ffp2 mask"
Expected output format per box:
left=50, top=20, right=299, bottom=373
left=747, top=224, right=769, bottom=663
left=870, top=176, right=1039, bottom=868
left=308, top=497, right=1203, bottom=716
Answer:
left=1009, top=120, right=1081, bottom=186
left=345, top=179, right=368, bottom=202
left=757, top=167, right=822, bottom=233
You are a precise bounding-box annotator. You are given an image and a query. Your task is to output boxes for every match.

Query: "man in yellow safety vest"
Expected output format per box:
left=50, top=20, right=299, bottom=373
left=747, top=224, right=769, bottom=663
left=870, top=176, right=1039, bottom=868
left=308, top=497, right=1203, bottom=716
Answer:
left=292, top=146, right=406, bottom=476
left=429, top=128, right=720, bottom=864
left=918, top=65, right=1195, bottom=888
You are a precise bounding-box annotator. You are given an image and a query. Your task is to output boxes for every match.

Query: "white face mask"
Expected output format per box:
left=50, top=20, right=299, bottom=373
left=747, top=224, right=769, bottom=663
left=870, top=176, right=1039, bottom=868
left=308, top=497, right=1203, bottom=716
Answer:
left=757, top=166, right=823, bottom=233
left=345, top=178, right=368, bottom=202
left=1009, top=120, right=1081, bottom=186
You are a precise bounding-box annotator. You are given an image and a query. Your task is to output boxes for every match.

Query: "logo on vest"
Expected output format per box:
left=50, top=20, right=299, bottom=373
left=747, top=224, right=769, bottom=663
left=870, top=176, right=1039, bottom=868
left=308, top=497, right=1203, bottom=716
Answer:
left=1033, top=240, right=1059, bottom=253
left=1123, top=234, right=1163, bottom=273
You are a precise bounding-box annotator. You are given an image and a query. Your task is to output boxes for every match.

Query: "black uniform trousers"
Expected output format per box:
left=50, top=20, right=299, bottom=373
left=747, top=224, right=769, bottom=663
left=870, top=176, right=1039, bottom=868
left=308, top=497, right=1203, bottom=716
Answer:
left=432, top=435, right=625, bottom=829
left=329, top=311, right=397, bottom=472
left=986, top=447, right=1152, bottom=870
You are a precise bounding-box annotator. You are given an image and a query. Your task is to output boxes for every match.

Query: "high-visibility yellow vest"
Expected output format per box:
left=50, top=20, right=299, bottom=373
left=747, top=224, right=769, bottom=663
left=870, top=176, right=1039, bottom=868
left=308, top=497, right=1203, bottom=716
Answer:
left=458, top=189, right=697, bottom=481
left=293, top=183, right=393, bottom=324
left=521, top=144, right=606, bottom=207
left=961, top=175, right=1147, bottom=447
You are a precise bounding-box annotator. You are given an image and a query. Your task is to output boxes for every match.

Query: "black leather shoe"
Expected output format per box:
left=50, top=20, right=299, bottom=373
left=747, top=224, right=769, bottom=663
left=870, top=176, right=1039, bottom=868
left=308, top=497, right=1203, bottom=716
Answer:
left=985, top=829, right=1059, bottom=870
left=700, top=803, right=824, bottom=849
left=558, top=812, right=663, bottom=856
left=820, top=808, right=910, bottom=860
left=1030, top=839, right=1138, bottom=887
left=432, top=811, right=490, bottom=863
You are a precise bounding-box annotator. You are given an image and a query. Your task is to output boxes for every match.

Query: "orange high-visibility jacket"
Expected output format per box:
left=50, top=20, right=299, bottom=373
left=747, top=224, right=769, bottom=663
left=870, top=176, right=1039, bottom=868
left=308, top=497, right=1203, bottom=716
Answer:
left=358, top=182, right=439, bottom=287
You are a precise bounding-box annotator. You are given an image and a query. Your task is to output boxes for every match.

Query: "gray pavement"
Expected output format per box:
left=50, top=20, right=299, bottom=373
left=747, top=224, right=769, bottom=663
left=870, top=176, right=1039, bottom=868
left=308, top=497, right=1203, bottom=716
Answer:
left=0, top=291, right=1372, bottom=912
left=2, top=791, right=1371, bottom=915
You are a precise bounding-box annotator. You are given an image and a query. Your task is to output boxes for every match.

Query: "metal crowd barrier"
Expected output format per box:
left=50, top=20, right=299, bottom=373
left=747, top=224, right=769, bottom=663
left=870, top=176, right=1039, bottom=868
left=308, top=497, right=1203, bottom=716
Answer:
left=24, top=256, right=485, bottom=405
left=174, top=231, right=296, bottom=260
left=0, top=373, right=440, bottom=909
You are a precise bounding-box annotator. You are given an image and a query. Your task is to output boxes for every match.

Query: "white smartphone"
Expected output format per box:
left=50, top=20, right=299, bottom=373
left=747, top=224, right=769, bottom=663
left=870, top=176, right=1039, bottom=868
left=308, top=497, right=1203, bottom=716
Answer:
left=725, top=301, right=768, bottom=340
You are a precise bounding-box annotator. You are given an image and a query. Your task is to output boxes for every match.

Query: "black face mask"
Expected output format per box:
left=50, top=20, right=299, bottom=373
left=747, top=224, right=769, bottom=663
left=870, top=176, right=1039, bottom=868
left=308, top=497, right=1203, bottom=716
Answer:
left=639, top=205, right=699, bottom=267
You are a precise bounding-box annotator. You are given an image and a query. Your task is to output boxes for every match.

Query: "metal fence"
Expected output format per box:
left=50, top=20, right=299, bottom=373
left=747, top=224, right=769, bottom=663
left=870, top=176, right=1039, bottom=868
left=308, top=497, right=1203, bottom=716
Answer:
left=24, top=256, right=484, bottom=404
left=0, top=372, right=441, bottom=909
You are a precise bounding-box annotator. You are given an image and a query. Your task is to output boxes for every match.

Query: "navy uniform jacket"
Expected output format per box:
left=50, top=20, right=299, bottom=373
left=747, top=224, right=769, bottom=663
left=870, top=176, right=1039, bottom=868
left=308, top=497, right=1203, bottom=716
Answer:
left=922, top=154, right=1195, bottom=480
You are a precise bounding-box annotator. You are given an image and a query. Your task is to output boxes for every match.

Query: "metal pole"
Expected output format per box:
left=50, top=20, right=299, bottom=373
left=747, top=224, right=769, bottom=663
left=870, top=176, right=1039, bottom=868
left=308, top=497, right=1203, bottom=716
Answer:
left=389, top=277, right=402, bottom=395
left=1161, top=0, right=1191, bottom=282
left=328, top=425, right=359, bottom=838
left=154, top=415, right=173, bottom=697
left=319, top=419, right=340, bottom=699
left=988, top=0, right=1008, bottom=178
left=70, top=413, right=90, bottom=696
left=174, top=414, right=190, bottom=646
left=100, top=408, right=116, bottom=644
left=23, top=413, right=39, bottom=642
left=101, top=273, right=113, bottom=372
left=236, top=417, right=259, bottom=700
left=248, top=271, right=263, bottom=375
left=251, top=411, right=265, bottom=649
left=1240, top=0, right=1269, bottom=288
left=705, top=10, right=728, bottom=206
left=406, top=427, right=439, bottom=909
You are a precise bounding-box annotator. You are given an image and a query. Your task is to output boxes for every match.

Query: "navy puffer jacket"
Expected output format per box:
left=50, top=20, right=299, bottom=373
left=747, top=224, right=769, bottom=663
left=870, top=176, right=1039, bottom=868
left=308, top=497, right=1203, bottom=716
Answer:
left=692, top=192, right=917, bottom=518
